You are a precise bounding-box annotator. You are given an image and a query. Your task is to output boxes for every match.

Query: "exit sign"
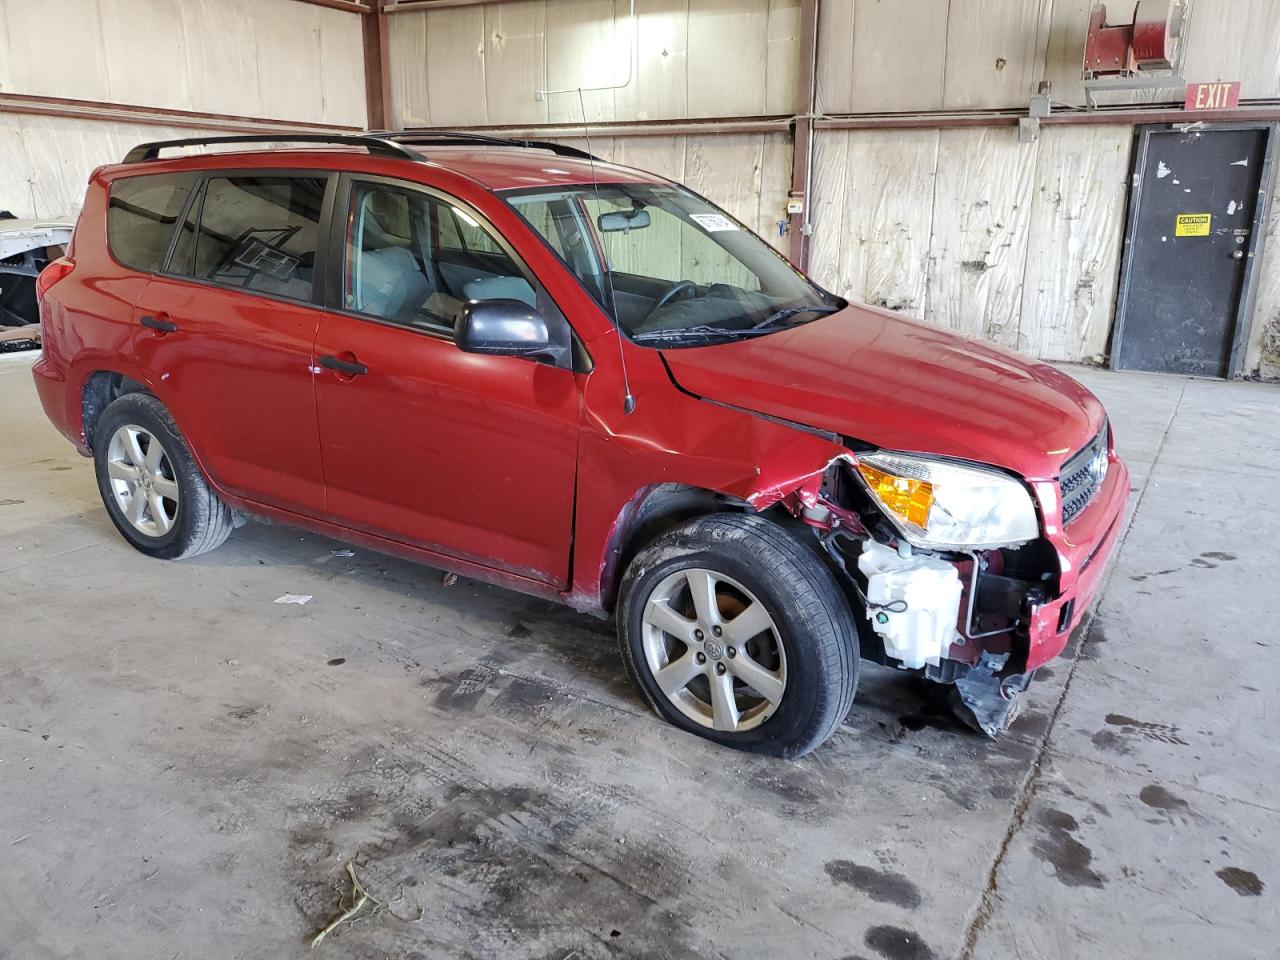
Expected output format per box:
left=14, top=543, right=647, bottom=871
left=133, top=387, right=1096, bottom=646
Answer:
left=1184, top=81, right=1241, bottom=111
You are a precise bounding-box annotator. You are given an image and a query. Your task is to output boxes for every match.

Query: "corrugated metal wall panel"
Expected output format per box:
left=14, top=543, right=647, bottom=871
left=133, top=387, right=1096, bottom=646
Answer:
left=623, top=0, right=690, bottom=120
left=1244, top=178, right=1280, bottom=379
left=1019, top=125, right=1131, bottom=361
left=0, top=113, right=200, bottom=218
left=809, top=125, right=1130, bottom=361
left=818, top=0, right=949, bottom=114
left=546, top=0, right=617, bottom=123
left=809, top=128, right=940, bottom=316
left=926, top=128, right=1037, bottom=345
left=942, top=0, right=1052, bottom=111
left=0, top=0, right=365, bottom=126
left=428, top=7, right=489, bottom=126
left=488, top=0, right=551, bottom=125
left=390, top=10, right=432, bottom=126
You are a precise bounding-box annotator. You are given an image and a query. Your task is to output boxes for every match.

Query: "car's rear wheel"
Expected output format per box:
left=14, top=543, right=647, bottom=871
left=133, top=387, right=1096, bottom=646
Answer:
left=93, top=392, right=233, bottom=560
left=617, top=512, right=858, bottom=758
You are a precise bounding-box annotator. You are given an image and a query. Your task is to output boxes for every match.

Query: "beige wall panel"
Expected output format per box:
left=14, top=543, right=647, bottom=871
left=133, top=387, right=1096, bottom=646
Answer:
left=316, top=6, right=369, bottom=127
left=619, top=0, right=689, bottom=121
left=1178, top=0, right=1280, bottom=100
left=809, top=129, right=940, bottom=315
left=0, top=114, right=36, bottom=218
left=423, top=6, right=488, bottom=126
left=256, top=1, right=326, bottom=124
left=849, top=0, right=948, bottom=113
left=546, top=0, right=616, bottom=123
left=1244, top=179, right=1280, bottom=379
left=98, top=0, right=190, bottom=112
left=757, top=131, right=792, bottom=251
left=686, top=0, right=770, bottom=117
left=808, top=130, right=849, bottom=292
left=684, top=134, right=765, bottom=225
left=487, top=0, right=551, bottom=125
left=390, top=11, right=432, bottom=127
left=764, top=0, right=801, bottom=115
left=2, top=0, right=108, bottom=102
left=814, top=0, right=854, bottom=115
left=1020, top=125, right=1130, bottom=362
left=942, top=0, right=1051, bottom=110
left=926, top=127, right=1037, bottom=345
left=608, top=135, right=688, bottom=181
left=180, top=0, right=264, bottom=118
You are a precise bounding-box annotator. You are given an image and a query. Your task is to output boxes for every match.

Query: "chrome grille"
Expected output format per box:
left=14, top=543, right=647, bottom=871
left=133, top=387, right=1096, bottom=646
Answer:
left=1059, top=422, right=1109, bottom=526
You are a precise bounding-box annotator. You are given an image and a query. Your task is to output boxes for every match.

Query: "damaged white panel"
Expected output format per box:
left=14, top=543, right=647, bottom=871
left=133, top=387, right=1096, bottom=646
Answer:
left=810, top=129, right=940, bottom=318
left=942, top=0, right=1052, bottom=110
left=926, top=127, right=1037, bottom=346
left=1020, top=126, right=1131, bottom=362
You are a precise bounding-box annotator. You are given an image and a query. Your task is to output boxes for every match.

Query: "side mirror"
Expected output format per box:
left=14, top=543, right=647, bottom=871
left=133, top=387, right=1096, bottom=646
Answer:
left=453, top=298, right=569, bottom=366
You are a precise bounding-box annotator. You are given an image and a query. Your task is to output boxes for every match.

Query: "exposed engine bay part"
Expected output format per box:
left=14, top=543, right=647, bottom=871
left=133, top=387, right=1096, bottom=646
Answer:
left=856, top=540, right=964, bottom=670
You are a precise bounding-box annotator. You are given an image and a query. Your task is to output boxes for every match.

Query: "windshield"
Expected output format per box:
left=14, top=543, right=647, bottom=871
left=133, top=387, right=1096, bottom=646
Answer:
left=502, top=182, right=843, bottom=345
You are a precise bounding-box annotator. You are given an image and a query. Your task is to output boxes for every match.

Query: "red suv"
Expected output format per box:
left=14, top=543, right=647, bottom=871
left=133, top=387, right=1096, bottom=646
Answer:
left=33, top=132, right=1129, bottom=757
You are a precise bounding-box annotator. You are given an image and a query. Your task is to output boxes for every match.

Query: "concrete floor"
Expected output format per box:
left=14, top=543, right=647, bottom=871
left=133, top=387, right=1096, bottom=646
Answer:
left=0, top=352, right=1275, bottom=960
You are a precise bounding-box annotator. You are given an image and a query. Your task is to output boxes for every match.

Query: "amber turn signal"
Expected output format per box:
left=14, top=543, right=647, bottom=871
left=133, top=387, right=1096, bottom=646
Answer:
left=856, top=462, right=934, bottom=528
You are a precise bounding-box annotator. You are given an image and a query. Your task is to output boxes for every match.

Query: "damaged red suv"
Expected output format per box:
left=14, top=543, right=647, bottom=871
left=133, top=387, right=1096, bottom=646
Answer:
left=34, top=133, right=1128, bottom=757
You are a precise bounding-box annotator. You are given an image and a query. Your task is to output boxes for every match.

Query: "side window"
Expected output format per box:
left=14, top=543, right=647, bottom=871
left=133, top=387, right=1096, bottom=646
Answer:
left=344, top=182, right=535, bottom=332
left=188, top=176, right=327, bottom=301
left=106, top=174, right=197, bottom=273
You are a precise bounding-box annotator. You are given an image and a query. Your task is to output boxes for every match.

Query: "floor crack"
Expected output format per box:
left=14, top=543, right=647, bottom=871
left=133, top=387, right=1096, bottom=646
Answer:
left=957, top=377, right=1188, bottom=960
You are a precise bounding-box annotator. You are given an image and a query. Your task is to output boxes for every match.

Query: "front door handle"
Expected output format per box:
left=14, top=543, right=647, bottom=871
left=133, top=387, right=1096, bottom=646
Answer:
left=319, top=355, right=368, bottom=376
left=139, top=315, right=177, bottom=332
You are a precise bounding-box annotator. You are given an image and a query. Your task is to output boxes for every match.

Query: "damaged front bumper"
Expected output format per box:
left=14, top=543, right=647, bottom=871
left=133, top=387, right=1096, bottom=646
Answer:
left=784, top=448, right=1130, bottom=738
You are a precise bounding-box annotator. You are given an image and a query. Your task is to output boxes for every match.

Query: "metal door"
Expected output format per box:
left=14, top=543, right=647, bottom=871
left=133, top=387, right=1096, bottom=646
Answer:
left=1113, top=125, right=1274, bottom=377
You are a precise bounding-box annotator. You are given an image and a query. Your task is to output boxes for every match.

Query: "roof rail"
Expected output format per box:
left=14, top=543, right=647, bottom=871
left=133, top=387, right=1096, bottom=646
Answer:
left=372, top=129, right=602, bottom=163
left=121, top=133, right=422, bottom=164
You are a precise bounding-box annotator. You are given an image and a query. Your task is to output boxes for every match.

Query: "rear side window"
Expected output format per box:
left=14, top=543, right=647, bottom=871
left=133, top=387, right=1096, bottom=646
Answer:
left=186, top=176, right=328, bottom=302
left=106, top=174, right=196, bottom=273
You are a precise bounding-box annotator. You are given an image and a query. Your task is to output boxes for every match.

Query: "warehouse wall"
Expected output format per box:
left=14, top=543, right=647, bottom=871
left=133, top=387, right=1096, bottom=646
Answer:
left=388, top=0, right=1280, bottom=378
left=0, top=0, right=366, bottom=218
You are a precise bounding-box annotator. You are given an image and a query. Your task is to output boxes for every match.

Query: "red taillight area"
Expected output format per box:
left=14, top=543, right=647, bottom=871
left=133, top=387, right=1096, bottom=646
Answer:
left=35, top=256, right=75, bottom=301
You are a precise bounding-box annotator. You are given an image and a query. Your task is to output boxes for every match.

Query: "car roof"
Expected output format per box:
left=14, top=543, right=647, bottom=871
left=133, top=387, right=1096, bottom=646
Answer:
left=413, top=145, right=664, bottom=191
left=109, top=139, right=668, bottom=193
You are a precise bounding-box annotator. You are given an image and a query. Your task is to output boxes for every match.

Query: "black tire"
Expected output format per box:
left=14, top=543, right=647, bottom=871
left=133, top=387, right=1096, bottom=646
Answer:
left=92, top=392, right=233, bottom=560
left=617, top=513, right=858, bottom=758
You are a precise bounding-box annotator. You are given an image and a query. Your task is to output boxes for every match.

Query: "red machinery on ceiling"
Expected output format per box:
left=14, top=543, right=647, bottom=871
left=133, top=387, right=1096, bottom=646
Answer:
left=1082, top=0, right=1186, bottom=79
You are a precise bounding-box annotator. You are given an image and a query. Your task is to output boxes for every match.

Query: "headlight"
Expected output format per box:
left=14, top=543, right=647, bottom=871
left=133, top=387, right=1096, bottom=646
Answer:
left=854, top=452, right=1039, bottom=549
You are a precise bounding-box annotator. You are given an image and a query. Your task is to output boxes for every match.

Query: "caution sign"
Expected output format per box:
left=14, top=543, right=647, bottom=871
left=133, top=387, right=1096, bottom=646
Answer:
left=1176, top=213, right=1212, bottom=237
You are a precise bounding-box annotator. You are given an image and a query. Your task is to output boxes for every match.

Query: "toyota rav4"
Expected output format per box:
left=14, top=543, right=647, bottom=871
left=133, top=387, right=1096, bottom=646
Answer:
left=33, top=132, right=1129, bottom=757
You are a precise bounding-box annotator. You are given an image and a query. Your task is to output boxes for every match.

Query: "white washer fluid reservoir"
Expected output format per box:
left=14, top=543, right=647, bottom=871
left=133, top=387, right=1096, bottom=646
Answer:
left=856, top=540, right=964, bottom=669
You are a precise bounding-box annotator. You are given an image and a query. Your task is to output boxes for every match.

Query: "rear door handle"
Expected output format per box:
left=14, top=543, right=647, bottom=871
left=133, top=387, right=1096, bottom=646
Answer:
left=139, top=315, right=177, bottom=332
left=319, top=355, right=368, bottom=376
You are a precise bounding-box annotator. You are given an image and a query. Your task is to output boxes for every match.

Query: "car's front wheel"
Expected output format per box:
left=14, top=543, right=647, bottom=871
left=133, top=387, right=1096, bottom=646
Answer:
left=93, top=392, right=233, bottom=560
left=617, top=513, right=858, bottom=758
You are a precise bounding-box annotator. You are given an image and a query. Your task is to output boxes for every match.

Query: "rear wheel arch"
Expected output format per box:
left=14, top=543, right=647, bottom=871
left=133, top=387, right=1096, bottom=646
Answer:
left=82, top=370, right=151, bottom=452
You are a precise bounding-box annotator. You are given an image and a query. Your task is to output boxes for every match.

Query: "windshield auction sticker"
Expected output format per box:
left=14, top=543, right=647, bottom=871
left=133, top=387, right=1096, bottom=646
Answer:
left=690, top=213, right=739, bottom=232
left=1175, top=213, right=1211, bottom=237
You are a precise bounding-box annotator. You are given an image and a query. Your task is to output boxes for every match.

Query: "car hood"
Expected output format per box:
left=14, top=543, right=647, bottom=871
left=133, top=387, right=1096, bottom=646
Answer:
left=659, top=305, right=1105, bottom=480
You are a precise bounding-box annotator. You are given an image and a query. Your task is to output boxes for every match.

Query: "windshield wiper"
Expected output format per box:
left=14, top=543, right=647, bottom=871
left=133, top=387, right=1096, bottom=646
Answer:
left=749, top=304, right=840, bottom=331
left=632, top=324, right=744, bottom=343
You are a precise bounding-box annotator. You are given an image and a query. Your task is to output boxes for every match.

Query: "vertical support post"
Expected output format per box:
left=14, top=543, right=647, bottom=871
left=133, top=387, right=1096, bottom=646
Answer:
left=788, top=0, right=820, bottom=270
left=363, top=0, right=393, bottom=130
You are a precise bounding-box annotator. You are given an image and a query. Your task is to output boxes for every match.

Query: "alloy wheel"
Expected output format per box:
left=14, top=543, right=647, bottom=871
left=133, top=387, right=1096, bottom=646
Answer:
left=106, top=424, right=180, bottom=538
left=640, top=567, right=787, bottom=732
